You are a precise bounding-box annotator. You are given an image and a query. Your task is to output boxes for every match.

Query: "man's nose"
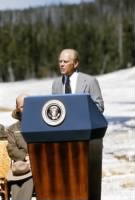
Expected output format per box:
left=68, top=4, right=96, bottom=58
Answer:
left=60, top=62, right=64, bottom=67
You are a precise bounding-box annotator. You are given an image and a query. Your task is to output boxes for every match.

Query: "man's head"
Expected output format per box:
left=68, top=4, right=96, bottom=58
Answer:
left=16, top=94, right=27, bottom=113
left=58, top=49, right=80, bottom=76
left=12, top=94, right=28, bottom=120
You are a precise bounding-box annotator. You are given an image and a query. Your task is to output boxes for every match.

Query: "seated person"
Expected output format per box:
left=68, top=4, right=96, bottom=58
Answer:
left=6, top=94, right=34, bottom=200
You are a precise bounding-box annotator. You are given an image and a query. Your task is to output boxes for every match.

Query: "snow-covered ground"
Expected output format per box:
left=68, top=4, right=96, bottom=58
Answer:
left=98, top=67, right=135, bottom=128
left=0, top=67, right=135, bottom=200
left=0, top=67, right=134, bottom=128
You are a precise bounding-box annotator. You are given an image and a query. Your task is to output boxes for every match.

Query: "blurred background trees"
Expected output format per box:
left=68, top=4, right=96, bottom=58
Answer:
left=0, top=0, right=134, bottom=81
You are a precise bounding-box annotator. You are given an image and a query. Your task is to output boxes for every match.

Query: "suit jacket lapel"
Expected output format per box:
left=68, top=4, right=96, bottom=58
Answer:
left=58, top=77, right=64, bottom=94
left=76, top=73, right=87, bottom=93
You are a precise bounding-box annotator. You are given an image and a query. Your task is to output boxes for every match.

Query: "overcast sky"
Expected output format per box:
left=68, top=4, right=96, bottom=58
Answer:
left=0, top=0, right=94, bottom=10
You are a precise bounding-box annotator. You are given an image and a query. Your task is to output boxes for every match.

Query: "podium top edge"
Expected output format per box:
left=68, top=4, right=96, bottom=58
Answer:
left=25, top=93, right=90, bottom=98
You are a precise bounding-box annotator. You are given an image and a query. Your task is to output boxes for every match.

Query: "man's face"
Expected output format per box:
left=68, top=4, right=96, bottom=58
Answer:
left=16, top=97, right=24, bottom=113
left=58, top=50, right=78, bottom=76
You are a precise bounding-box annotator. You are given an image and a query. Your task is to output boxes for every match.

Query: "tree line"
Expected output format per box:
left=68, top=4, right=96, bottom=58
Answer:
left=0, top=0, right=134, bottom=81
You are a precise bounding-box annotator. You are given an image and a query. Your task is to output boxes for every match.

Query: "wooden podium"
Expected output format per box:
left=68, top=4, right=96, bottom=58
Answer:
left=21, top=94, right=107, bottom=200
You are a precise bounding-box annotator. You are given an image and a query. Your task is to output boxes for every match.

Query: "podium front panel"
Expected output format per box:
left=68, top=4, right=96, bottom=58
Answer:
left=28, top=142, right=88, bottom=200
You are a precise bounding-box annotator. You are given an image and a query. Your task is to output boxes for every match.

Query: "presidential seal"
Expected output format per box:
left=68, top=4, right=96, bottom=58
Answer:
left=42, top=99, right=66, bottom=126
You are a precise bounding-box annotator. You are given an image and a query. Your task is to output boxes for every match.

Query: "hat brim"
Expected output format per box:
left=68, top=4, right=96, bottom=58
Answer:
left=6, top=169, right=32, bottom=181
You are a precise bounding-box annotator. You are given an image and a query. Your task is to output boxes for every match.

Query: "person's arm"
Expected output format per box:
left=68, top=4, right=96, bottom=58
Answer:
left=52, top=79, right=57, bottom=94
left=7, top=124, right=27, bottom=161
left=52, top=77, right=63, bottom=94
left=89, top=77, right=104, bottom=113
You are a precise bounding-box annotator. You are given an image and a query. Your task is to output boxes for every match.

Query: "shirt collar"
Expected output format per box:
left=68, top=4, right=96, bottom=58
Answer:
left=69, top=71, right=78, bottom=82
left=62, top=71, right=79, bottom=84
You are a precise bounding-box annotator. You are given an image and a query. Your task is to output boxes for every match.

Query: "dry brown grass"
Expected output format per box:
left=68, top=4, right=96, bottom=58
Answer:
left=0, top=107, right=12, bottom=112
left=0, top=141, right=11, bottom=177
left=121, top=180, right=135, bottom=188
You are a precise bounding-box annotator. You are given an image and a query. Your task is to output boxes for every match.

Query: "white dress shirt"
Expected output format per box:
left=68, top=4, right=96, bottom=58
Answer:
left=69, top=71, right=78, bottom=94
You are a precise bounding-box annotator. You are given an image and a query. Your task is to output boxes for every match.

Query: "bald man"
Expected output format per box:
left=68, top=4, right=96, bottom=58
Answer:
left=7, top=94, right=34, bottom=200
left=52, top=48, right=104, bottom=112
left=11, top=93, right=28, bottom=120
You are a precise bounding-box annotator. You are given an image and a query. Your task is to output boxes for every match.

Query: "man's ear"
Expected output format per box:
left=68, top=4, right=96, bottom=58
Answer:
left=74, top=61, right=79, bottom=69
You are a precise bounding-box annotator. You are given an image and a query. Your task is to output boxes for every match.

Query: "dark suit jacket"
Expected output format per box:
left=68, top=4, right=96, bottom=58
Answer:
left=52, top=72, right=104, bottom=112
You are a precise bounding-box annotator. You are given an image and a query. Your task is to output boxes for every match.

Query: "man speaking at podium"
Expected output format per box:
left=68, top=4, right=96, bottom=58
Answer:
left=21, top=48, right=107, bottom=200
left=52, top=48, right=104, bottom=113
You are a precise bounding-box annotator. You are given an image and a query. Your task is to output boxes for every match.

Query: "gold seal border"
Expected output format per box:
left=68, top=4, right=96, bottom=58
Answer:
left=42, top=99, right=66, bottom=126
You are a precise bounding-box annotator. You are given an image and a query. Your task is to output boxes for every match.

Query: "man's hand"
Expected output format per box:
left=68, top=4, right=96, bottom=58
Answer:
left=25, top=155, right=30, bottom=164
